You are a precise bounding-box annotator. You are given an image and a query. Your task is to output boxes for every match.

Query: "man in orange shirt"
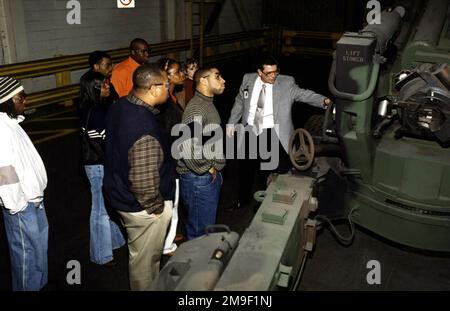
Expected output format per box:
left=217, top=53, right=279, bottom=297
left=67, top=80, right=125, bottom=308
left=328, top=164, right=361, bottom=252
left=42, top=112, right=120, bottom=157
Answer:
left=111, top=38, right=150, bottom=97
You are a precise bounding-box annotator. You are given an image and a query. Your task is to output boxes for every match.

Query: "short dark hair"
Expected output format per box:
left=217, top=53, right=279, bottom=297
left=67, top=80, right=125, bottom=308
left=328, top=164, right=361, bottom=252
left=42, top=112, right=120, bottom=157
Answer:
left=130, top=38, right=148, bottom=50
left=193, top=66, right=214, bottom=85
left=0, top=98, right=18, bottom=119
left=257, top=54, right=278, bottom=71
left=132, top=63, right=164, bottom=90
left=88, top=51, right=111, bottom=69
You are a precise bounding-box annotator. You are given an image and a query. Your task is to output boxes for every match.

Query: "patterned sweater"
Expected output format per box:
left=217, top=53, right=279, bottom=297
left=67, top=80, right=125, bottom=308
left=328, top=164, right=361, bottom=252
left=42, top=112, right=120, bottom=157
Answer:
left=176, top=91, right=225, bottom=175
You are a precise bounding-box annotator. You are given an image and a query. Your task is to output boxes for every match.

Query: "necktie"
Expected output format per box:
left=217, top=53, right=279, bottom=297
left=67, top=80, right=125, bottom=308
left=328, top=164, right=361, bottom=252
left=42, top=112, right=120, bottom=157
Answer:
left=253, top=84, right=266, bottom=135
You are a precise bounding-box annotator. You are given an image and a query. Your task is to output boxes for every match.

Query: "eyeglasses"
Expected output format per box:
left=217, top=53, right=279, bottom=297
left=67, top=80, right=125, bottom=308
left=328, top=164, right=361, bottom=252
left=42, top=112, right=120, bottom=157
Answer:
left=261, top=69, right=280, bottom=77
left=134, top=48, right=150, bottom=54
left=202, top=72, right=223, bottom=80
left=154, top=82, right=170, bottom=90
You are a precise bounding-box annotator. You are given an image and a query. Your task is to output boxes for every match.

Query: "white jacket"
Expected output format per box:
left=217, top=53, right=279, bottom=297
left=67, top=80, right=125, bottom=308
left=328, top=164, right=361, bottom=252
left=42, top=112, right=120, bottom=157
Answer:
left=0, top=112, right=47, bottom=214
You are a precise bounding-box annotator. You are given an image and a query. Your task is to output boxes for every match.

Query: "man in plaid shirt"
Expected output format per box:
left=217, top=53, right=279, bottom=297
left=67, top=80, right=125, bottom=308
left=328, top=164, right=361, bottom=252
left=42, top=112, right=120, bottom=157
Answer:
left=104, top=63, right=175, bottom=291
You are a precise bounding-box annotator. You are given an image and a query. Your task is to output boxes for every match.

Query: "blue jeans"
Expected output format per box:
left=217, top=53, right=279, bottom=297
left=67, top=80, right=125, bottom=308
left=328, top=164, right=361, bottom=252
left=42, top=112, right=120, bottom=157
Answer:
left=85, top=165, right=125, bottom=264
left=180, top=171, right=222, bottom=240
left=2, top=202, right=48, bottom=291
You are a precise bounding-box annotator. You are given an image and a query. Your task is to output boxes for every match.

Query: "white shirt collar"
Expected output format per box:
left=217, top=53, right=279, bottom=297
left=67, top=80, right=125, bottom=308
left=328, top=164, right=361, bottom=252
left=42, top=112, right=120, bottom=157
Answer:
left=0, top=112, right=25, bottom=123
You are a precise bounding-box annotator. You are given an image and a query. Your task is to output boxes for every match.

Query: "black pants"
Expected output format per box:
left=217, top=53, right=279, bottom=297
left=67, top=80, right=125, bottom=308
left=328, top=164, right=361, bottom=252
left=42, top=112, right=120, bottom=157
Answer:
left=232, top=128, right=291, bottom=204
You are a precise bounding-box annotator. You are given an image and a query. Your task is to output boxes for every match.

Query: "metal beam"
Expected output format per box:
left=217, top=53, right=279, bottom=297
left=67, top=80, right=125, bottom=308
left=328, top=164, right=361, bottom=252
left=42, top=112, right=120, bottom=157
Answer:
left=0, top=0, right=15, bottom=63
left=165, top=0, right=177, bottom=41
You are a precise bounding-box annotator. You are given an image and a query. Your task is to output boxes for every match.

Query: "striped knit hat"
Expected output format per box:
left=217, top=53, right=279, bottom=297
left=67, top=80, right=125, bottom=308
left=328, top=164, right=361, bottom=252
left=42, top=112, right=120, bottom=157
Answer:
left=0, top=76, right=24, bottom=104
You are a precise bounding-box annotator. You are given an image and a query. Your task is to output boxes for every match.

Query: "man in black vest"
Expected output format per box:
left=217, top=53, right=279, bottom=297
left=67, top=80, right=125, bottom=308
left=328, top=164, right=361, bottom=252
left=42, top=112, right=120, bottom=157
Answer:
left=104, top=63, right=175, bottom=291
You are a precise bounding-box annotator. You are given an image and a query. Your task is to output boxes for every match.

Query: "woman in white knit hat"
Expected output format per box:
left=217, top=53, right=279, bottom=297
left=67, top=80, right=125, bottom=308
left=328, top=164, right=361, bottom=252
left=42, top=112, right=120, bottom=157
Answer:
left=0, top=76, right=48, bottom=291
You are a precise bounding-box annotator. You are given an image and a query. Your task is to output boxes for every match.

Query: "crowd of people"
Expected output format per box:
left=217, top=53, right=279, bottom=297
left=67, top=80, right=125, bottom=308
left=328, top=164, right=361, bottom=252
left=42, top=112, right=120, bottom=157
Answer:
left=0, top=37, right=331, bottom=291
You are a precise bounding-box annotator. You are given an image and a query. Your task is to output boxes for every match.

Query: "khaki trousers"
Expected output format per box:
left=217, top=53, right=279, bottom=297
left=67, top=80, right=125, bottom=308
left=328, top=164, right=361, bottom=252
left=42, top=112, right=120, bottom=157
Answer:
left=118, top=201, right=172, bottom=291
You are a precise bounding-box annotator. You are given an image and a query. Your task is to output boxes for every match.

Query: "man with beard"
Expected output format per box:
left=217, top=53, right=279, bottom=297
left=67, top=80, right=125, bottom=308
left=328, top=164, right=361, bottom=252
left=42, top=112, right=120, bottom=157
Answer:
left=176, top=67, right=226, bottom=240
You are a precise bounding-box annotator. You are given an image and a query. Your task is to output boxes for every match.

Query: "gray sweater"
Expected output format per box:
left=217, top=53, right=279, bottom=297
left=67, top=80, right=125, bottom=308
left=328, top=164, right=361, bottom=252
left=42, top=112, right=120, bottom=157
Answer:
left=176, top=91, right=226, bottom=175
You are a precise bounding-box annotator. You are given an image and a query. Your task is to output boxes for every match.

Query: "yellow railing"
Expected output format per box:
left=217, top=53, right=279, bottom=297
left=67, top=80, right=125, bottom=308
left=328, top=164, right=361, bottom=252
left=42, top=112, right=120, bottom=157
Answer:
left=0, top=28, right=340, bottom=111
left=0, top=29, right=268, bottom=110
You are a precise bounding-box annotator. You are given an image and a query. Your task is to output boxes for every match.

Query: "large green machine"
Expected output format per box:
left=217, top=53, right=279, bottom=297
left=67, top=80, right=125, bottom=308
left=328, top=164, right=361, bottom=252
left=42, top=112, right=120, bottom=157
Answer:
left=153, top=0, right=449, bottom=291
left=324, top=0, right=450, bottom=252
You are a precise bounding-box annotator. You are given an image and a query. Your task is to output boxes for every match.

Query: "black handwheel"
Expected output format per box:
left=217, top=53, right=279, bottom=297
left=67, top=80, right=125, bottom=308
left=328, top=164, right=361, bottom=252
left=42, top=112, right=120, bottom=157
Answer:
left=288, top=128, right=315, bottom=171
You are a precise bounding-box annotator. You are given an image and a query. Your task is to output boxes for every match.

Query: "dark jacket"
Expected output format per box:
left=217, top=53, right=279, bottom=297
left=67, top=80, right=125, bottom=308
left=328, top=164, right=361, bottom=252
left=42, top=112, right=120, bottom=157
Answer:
left=156, top=95, right=183, bottom=147
left=103, top=97, right=175, bottom=212
left=79, top=100, right=111, bottom=165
